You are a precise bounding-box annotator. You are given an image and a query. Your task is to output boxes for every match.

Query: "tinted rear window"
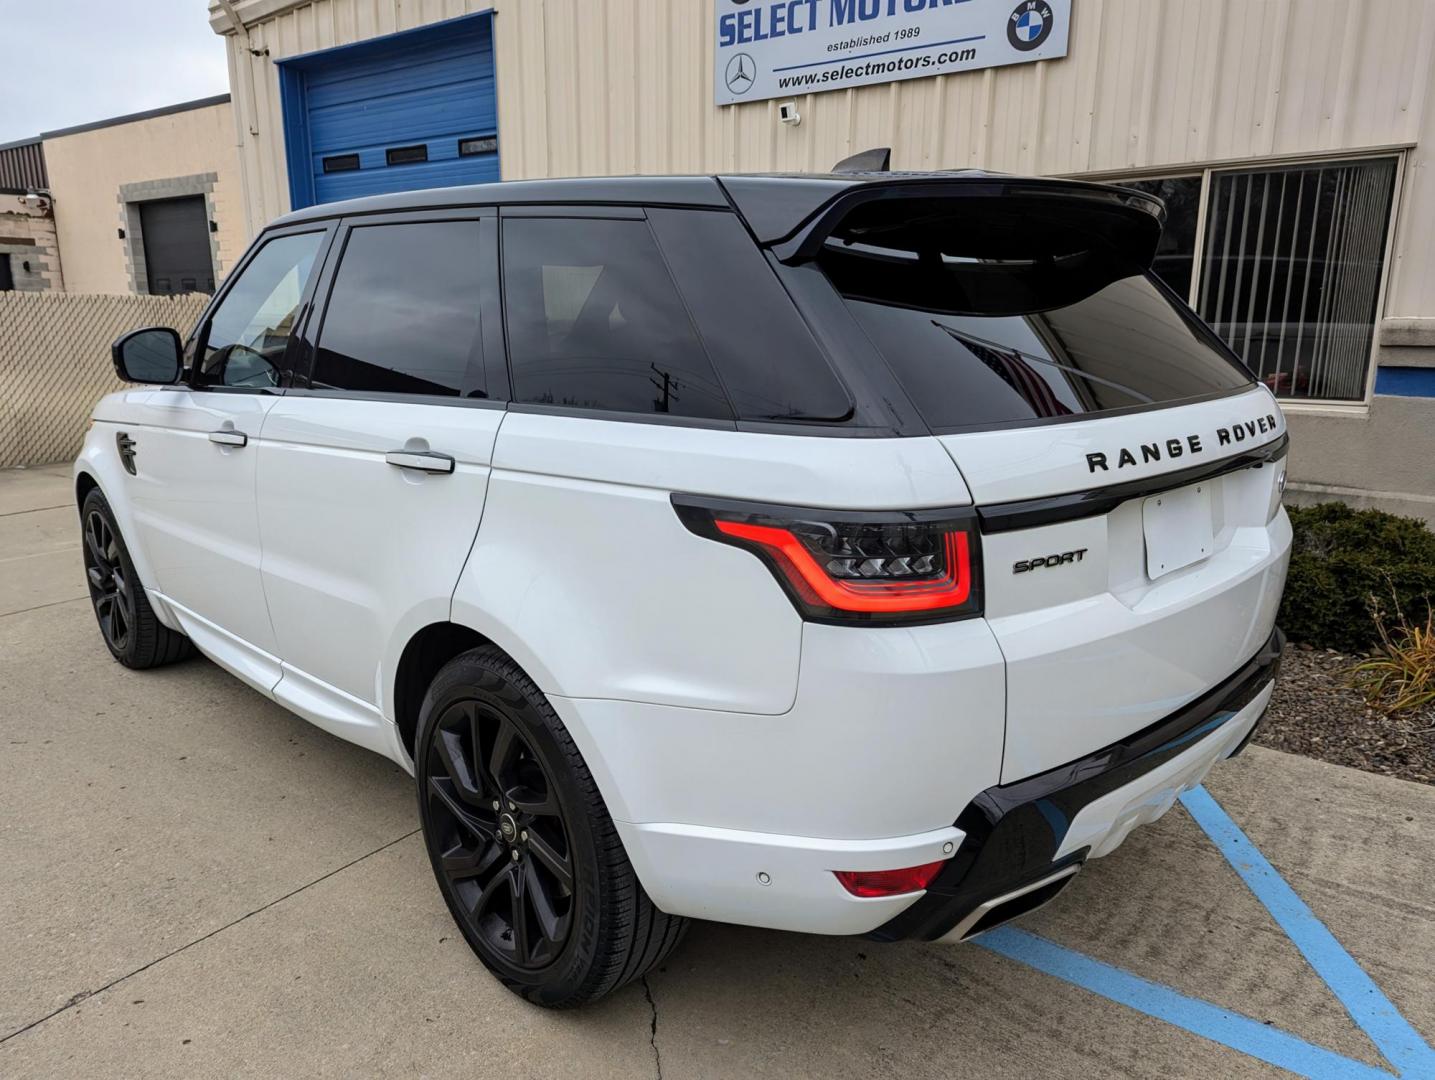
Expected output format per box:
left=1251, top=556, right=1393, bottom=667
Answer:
left=818, top=197, right=1252, bottom=431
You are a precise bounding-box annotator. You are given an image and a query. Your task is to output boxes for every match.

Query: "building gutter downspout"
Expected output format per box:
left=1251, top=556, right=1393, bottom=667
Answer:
left=214, top=0, right=262, bottom=140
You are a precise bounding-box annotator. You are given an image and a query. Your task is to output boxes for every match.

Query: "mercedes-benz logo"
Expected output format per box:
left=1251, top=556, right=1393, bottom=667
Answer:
left=725, top=52, right=756, bottom=95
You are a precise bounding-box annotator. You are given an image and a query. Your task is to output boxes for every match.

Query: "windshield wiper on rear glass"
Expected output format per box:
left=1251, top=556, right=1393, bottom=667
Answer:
left=930, top=321, right=1155, bottom=404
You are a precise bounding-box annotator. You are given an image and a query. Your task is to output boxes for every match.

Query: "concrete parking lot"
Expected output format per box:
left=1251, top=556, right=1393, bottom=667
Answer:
left=3, top=462, right=1433, bottom=1079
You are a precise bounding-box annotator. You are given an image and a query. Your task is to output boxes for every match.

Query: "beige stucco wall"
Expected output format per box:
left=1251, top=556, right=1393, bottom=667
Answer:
left=43, top=101, right=245, bottom=295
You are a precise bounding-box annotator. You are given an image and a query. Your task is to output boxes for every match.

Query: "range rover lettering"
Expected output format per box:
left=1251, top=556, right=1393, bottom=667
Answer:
left=77, top=165, right=1290, bottom=1007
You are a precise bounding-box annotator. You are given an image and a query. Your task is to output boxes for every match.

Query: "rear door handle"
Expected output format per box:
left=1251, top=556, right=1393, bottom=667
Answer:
left=385, top=449, right=455, bottom=474
left=208, top=430, right=248, bottom=447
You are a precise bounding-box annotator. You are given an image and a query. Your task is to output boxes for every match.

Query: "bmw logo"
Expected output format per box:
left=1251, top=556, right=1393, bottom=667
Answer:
left=1008, top=1, right=1055, bottom=51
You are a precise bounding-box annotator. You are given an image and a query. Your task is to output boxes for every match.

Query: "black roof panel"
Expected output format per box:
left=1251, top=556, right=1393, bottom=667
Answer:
left=270, top=175, right=731, bottom=227
left=268, top=170, right=1163, bottom=251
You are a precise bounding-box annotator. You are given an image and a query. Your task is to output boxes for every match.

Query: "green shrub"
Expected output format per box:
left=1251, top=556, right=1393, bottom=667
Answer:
left=1279, top=502, right=1435, bottom=652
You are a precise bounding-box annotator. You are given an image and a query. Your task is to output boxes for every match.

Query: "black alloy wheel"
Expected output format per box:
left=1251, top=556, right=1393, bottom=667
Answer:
left=416, top=646, right=687, bottom=1007
left=83, top=508, right=133, bottom=653
left=78, top=488, right=194, bottom=669
left=425, top=696, right=575, bottom=970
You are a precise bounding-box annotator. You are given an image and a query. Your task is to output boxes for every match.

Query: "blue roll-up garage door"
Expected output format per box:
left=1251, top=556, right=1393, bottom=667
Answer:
left=277, top=13, right=498, bottom=209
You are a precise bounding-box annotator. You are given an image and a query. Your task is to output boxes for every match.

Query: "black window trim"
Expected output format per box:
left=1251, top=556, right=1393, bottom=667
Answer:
left=178, top=220, right=338, bottom=397
left=294, top=206, right=499, bottom=403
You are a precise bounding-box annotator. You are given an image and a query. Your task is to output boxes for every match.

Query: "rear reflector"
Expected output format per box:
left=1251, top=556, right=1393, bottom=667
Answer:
left=834, top=860, right=947, bottom=898
left=672, top=495, right=982, bottom=626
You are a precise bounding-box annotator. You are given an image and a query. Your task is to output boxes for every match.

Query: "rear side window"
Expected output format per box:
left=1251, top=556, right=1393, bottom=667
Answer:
left=647, top=209, right=852, bottom=422
left=819, top=196, right=1252, bottom=432
left=501, top=217, right=732, bottom=420
left=311, top=220, right=485, bottom=398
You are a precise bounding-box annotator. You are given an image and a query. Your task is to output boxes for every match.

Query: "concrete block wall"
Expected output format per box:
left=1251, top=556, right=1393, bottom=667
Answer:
left=0, top=203, right=63, bottom=291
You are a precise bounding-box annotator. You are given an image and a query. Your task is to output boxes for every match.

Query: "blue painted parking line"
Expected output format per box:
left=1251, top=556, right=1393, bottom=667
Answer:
left=1179, top=786, right=1435, bottom=1078
left=973, top=785, right=1435, bottom=1079
left=979, top=927, right=1394, bottom=1080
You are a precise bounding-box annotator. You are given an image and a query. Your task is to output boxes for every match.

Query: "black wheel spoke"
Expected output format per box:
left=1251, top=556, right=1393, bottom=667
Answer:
left=87, top=565, right=107, bottom=590
left=525, top=830, right=573, bottom=891
left=441, top=841, right=503, bottom=882
left=472, top=862, right=514, bottom=923
left=85, top=521, right=108, bottom=569
left=524, top=861, right=568, bottom=944
left=508, top=866, right=532, bottom=963
left=428, top=777, right=495, bottom=844
left=488, top=715, right=518, bottom=788
left=434, top=722, right=482, bottom=804
left=509, top=788, right=558, bottom=817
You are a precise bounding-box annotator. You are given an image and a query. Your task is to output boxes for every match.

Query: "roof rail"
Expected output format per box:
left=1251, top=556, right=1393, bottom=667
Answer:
left=832, top=147, right=891, bottom=173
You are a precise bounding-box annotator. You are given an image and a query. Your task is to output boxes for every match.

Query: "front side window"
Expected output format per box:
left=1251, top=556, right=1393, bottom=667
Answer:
left=310, top=220, right=486, bottom=398
left=197, top=231, right=324, bottom=389
left=501, top=217, right=733, bottom=420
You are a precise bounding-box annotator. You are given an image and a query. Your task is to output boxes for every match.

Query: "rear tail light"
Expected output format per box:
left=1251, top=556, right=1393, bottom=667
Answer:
left=672, top=495, right=982, bottom=625
left=834, top=861, right=948, bottom=898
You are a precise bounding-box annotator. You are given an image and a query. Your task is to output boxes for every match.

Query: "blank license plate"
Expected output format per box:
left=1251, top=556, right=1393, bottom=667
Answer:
left=1143, top=483, right=1214, bottom=579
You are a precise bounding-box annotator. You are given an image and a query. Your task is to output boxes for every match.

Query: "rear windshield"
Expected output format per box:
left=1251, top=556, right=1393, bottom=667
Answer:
left=818, top=197, right=1252, bottom=431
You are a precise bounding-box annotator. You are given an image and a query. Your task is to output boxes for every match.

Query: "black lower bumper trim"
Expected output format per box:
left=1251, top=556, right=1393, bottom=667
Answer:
left=870, top=626, right=1285, bottom=942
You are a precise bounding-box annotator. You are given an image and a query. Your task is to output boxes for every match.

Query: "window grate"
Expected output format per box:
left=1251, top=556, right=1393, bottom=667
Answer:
left=1196, top=158, right=1397, bottom=402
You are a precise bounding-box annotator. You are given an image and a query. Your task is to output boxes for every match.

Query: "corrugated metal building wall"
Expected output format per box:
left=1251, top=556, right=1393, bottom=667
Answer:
left=211, top=0, right=1435, bottom=521
left=215, top=0, right=1435, bottom=318
left=0, top=138, right=48, bottom=193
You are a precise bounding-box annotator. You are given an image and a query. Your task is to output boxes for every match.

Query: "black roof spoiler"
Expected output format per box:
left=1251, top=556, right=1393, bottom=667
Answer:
left=719, top=174, right=1166, bottom=265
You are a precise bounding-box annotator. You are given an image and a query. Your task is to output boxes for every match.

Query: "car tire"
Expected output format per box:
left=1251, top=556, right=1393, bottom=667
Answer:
left=416, top=645, right=687, bottom=1007
left=80, top=489, right=195, bottom=669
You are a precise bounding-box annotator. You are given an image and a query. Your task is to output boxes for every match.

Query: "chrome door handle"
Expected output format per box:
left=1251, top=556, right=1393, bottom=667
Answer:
left=385, top=449, right=455, bottom=474
left=208, top=430, right=248, bottom=447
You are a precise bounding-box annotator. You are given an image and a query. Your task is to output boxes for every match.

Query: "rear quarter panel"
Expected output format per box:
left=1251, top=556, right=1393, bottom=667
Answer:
left=452, top=413, right=974, bottom=713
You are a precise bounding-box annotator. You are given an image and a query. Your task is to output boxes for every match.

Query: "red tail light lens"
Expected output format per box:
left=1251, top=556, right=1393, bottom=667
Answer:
left=672, top=496, right=982, bottom=625
left=834, top=861, right=948, bottom=898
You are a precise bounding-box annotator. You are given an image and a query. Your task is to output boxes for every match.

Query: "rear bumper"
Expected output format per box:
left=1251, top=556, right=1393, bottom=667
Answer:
left=598, top=627, right=1281, bottom=938
left=869, top=626, right=1284, bottom=942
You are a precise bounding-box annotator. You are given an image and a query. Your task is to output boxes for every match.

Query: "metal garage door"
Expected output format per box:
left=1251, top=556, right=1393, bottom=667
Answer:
left=138, top=196, right=215, bottom=294
left=277, top=13, right=498, bottom=210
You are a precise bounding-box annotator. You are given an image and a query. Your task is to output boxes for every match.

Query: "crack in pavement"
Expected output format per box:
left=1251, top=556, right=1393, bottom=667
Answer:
left=0, top=595, right=89, bottom=620
left=642, top=975, right=663, bottom=1080
left=0, top=829, right=421, bottom=1045
left=0, top=504, right=72, bottom=518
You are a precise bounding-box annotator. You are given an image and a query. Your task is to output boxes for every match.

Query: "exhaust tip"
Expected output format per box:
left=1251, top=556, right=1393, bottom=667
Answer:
left=947, top=863, right=1082, bottom=942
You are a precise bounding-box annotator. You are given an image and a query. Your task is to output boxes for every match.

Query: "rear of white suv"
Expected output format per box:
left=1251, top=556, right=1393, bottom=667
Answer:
left=79, top=169, right=1289, bottom=1007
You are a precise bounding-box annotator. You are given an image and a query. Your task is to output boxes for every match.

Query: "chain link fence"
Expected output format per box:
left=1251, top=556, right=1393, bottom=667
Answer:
left=0, top=292, right=208, bottom=469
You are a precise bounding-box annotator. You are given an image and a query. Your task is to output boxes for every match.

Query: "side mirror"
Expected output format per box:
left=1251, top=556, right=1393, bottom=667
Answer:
left=111, top=327, right=183, bottom=385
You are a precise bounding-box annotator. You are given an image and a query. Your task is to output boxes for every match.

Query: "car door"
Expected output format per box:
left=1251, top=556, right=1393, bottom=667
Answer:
left=126, top=225, right=332, bottom=694
left=254, top=209, right=505, bottom=756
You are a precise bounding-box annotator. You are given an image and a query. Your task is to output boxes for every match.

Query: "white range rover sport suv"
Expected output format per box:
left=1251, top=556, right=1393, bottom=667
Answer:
left=78, top=168, right=1290, bottom=1007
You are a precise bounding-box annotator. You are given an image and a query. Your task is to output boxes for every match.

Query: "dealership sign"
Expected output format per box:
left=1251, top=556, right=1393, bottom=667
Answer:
left=714, top=0, right=1071, bottom=105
